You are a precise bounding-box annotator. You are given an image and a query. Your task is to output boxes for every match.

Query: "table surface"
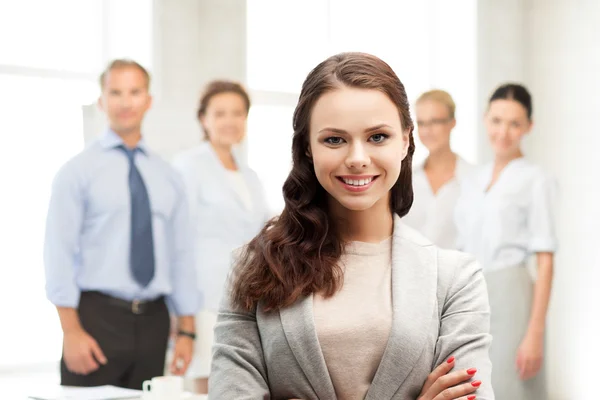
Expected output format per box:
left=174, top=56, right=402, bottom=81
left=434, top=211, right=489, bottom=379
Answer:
left=0, top=371, right=207, bottom=399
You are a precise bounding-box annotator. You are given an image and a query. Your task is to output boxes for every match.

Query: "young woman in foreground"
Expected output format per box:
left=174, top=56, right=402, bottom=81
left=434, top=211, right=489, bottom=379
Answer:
left=209, top=52, right=494, bottom=400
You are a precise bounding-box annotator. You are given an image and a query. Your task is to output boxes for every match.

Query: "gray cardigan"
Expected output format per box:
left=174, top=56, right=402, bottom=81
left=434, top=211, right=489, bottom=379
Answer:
left=209, top=215, right=494, bottom=399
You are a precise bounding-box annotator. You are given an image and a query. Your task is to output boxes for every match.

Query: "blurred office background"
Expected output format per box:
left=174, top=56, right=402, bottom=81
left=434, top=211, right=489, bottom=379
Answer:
left=0, top=1, right=598, bottom=398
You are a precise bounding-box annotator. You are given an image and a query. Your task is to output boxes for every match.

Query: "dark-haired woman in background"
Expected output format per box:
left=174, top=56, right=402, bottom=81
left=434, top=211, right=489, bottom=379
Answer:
left=455, top=84, right=557, bottom=399
left=208, top=53, right=494, bottom=400
left=172, top=80, right=271, bottom=393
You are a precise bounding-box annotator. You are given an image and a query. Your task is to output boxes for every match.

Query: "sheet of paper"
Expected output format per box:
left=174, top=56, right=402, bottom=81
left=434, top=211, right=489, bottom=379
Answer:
left=28, top=384, right=142, bottom=400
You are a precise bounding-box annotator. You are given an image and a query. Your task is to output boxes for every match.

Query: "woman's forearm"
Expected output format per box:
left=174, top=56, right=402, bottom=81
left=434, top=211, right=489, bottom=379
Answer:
left=526, top=252, right=554, bottom=336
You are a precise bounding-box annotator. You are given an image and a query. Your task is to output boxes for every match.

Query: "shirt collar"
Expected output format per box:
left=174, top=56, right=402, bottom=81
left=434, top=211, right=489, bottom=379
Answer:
left=99, top=128, right=149, bottom=155
left=455, top=155, right=467, bottom=178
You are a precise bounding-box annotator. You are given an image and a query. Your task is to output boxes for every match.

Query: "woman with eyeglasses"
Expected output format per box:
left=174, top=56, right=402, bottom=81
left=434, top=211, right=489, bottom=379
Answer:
left=403, top=90, right=474, bottom=249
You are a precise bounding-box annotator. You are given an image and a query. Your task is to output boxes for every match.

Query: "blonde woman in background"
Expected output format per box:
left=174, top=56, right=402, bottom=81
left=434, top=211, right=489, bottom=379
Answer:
left=455, top=83, right=556, bottom=399
left=172, top=80, right=271, bottom=394
left=403, top=90, right=473, bottom=249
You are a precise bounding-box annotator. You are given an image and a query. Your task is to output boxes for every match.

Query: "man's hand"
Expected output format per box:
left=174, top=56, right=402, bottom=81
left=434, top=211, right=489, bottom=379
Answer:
left=170, top=335, right=194, bottom=375
left=63, top=329, right=107, bottom=375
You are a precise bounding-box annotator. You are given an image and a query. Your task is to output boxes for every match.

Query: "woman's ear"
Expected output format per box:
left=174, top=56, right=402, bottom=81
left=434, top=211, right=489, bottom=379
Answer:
left=198, top=115, right=209, bottom=140
left=525, top=119, right=534, bottom=134
left=305, top=146, right=312, bottom=162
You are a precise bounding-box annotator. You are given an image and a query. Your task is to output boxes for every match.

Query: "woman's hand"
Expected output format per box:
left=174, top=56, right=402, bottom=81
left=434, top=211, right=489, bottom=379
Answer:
left=516, top=331, right=544, bottom=380
left=418, top=356, right=481, bottom=400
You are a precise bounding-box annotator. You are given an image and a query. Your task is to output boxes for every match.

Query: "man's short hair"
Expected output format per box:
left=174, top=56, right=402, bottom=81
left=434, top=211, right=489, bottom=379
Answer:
left=99, top=59, right=151, bottom=90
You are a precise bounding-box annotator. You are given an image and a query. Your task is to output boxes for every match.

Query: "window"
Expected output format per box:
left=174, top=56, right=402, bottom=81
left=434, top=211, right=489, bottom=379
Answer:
left=0, top=75, right=98, bottom=366
left=0, top=1, right=103, bottom=74
left=104, top=0, right=154, bottom=69
left=247, top=105, right=295, bottom=213
left=246, top=0, right=329, bottom=94
left=0, top=1, right=153, bottom=368
left=246, top=1, right=478, bottom=209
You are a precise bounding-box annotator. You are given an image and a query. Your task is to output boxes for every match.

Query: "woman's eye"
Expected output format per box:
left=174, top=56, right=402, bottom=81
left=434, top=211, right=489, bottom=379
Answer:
left=324, top=137, right=344, bottom=145
left=370, top=133, right=388, bottom=143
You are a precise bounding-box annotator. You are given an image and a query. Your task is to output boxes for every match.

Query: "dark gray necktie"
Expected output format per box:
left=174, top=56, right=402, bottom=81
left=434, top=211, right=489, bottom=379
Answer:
left=119, top=145, right=155, bottom=287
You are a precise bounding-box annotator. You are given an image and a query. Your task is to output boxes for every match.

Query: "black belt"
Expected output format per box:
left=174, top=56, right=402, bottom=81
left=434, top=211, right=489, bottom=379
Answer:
left=81, top=291, right=166, bottom=315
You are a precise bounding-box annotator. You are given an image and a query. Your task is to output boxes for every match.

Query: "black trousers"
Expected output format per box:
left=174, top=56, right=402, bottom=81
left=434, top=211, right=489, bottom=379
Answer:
left=61, top=291, right=170, bottom=390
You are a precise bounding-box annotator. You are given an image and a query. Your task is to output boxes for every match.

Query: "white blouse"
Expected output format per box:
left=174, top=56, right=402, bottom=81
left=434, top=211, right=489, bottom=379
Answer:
left=172, top=143, right=271, bottom=312
left=225, top=170, right=253, bottom=211
left=403, top=156, right=473, bottom=249
left=455, top=157, right=558, bottom=271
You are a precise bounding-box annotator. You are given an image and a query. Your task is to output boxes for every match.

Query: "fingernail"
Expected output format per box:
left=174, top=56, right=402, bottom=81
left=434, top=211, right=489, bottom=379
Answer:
left=467, top=368, right=477, bottom=375
left=468, top=396, right=476, bottom=400
left=471, top=380, right=482, bottom=387
left=447, top=356, right=455, bottom=363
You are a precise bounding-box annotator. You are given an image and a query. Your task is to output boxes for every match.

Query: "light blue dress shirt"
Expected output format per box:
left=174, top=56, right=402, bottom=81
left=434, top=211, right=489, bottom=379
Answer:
left=44, top=130, right=199, bottom=315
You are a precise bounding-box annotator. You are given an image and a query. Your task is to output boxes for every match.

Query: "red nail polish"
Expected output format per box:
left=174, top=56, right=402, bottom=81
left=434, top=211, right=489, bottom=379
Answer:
left=471, top=380, right=482, bottom=387
left=468, top=396, right=476, bottom=400
left=447, top=356, right=455, bottom=364
left=467, top=368, right=477, bottom=375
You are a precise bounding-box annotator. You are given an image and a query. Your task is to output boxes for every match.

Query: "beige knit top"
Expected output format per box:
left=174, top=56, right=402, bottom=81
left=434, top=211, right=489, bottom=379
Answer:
left=313, top=238, right=393, bottom=400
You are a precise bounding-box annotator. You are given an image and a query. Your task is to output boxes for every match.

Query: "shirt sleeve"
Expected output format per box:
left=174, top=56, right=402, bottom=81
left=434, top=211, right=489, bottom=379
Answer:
left=171, top=155, right=199, bottom=230
left=166, top=171, right=200, bottom=316
left=454, top=167, right=479, bottom=252
left=528, top=172, right=558, bottom=253
left=44, top=163, right=84, bottom=308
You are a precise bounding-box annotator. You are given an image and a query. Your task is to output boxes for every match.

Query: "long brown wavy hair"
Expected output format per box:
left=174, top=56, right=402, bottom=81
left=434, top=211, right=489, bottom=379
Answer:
left=231, top=52, right=416, bottom=312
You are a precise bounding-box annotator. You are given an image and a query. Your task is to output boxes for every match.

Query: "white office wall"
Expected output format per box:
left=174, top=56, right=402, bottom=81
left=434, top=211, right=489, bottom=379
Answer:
left=525, top=1, right=600, bottom=398
left=476, top=0, right=529, bottom=164
left=150, top=0, right=247, bottom=161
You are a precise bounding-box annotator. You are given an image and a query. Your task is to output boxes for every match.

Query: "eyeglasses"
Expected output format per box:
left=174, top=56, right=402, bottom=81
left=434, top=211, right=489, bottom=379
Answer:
left=416, top=118, right=452, bottom=128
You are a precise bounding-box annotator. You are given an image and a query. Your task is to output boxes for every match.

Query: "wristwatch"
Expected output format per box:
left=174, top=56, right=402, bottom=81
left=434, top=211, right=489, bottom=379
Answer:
left=177, top=329, right=196, bottom=340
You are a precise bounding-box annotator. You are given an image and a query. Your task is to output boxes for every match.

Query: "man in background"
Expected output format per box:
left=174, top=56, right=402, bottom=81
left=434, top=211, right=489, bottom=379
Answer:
left=44, top=59, right=198, bottom=389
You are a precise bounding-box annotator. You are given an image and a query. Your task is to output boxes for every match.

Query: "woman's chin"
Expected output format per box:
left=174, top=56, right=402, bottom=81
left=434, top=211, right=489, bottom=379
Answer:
left=330, top=195, right=380, bottom=213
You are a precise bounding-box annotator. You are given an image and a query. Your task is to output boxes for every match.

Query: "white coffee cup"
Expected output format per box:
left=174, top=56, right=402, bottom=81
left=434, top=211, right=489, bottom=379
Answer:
left=142, top=376, right=184, bottom=400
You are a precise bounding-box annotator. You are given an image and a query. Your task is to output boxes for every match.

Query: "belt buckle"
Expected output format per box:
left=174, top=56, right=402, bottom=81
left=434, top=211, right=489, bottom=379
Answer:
left=132, top=300, right=142, bottom=315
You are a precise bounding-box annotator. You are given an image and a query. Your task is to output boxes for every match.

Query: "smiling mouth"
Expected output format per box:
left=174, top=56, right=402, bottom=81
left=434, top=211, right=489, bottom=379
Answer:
left=336, top=176, right=379, bottom=187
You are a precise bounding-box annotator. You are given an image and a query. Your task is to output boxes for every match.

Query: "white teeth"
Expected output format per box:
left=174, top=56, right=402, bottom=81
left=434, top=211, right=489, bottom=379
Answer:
left=342, top=177, right=373, bottom=186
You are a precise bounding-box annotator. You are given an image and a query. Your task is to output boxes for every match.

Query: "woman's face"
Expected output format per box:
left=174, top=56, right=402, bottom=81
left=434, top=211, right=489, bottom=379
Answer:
left=415, top=100, right=455, bottom=154
left=485, top=99, right=532, bottom=159
left=201, top=92, right=248, bottom=148
left=308, top=86, right=409, bottom=213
